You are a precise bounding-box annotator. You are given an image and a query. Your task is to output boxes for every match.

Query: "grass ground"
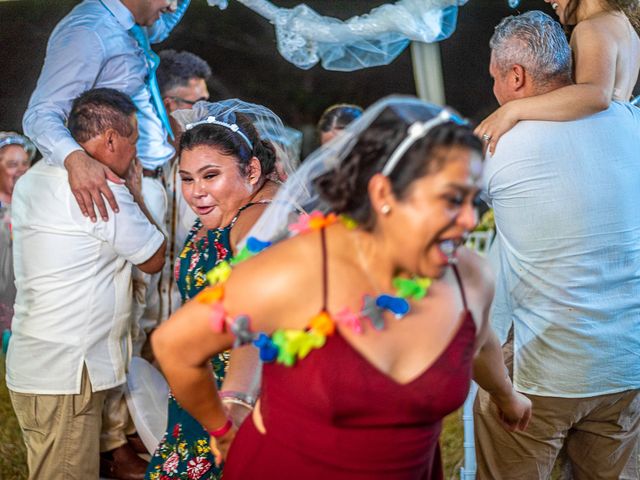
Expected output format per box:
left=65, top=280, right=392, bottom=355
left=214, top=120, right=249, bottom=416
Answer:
left=0, top=356, right=27, bottom=480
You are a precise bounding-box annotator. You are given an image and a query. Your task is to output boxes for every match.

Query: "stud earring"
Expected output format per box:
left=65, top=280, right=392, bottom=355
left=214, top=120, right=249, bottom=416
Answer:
left=380, top=204, right=391, bottom=215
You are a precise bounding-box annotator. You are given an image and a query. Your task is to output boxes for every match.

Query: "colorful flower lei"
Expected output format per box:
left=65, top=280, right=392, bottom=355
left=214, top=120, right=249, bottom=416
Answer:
left=197, top=211, right=432, bottom=368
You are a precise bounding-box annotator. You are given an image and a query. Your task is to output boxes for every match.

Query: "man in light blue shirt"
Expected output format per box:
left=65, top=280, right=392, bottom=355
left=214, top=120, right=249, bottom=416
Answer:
left=475, top=11, right=640, bottom=479
left=23, top=0, right=190, bottom=222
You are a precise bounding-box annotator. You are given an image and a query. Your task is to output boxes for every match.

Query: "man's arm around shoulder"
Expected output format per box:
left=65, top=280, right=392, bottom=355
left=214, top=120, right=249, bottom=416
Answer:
left=104, top=164, right=166, bottom=274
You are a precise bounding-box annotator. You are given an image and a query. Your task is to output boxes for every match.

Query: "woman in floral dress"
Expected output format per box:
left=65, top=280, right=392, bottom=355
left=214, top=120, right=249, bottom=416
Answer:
left=146, top=103, right=281, bottom=480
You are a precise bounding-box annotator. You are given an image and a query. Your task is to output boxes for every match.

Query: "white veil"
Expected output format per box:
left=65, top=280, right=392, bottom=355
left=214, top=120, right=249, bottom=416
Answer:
left=171, top=99, right=301, bottom=175
left=241, top=95, right=459, bottom=248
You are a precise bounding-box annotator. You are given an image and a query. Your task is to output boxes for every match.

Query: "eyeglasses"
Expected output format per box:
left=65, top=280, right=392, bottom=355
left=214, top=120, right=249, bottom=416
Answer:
left=166, top=96, right=209, bottom=106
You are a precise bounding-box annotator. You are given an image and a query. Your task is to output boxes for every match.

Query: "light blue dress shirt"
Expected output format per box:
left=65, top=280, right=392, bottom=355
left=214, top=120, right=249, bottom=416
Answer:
left=483, top=102, right=640, bottom=398
left=23, top=0, right=190, bottom=169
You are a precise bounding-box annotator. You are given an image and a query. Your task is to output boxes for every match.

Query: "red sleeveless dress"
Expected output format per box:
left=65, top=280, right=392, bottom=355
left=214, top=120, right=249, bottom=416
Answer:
left=223, top=232, right=476, bottom=479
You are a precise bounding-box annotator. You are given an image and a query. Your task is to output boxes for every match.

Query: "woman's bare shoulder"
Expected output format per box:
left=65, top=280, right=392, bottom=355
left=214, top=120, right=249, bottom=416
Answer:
left=224, top=231, right=325, bottom=331
left=454, top=247, right=495, bottom=298
left=572, top=13, right=622, bottom=43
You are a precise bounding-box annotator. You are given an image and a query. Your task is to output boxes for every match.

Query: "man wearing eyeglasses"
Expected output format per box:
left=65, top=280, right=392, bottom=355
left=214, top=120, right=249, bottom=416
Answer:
left=146, top=49, right=212, bottom=329
left=158, top=49, right=211, bottom=113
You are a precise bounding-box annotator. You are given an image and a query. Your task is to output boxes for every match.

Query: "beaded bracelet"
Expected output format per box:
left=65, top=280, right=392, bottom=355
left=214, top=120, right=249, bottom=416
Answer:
left=208, top=418, right=233, bottom=438
left=221, top=396, right=253, bottom=411
left=219, top=390, right=256, bottom=406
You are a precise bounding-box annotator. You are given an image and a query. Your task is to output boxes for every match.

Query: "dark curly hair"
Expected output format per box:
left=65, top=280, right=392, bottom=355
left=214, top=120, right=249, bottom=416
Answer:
left=179, top=113, right=276, bottom=178
left=157, top=49, right=212, bottom=95
left=315, top=104, right=482, bottom=230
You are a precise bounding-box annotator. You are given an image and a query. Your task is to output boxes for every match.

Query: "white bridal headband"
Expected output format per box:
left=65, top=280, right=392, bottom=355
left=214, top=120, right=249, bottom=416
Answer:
left=185, top=115, right=254, bottom=150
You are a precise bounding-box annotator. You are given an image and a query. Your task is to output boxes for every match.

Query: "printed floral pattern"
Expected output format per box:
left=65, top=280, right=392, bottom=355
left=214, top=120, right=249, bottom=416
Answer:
left=175, top=218, right=232, bottom=302
left=147, top=417, right=213, bottom=479
left=146, top=339, right=229, bottom=478
left=147, top=215, right=235, bottom=480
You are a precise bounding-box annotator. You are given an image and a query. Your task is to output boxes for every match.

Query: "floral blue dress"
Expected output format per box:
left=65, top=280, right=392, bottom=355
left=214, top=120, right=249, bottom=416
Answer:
left=146, top=204, right=260, bottom=480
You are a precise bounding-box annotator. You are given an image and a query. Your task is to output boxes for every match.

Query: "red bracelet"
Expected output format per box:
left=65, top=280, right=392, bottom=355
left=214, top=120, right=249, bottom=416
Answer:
left=208, top=418, right=233, bottom=438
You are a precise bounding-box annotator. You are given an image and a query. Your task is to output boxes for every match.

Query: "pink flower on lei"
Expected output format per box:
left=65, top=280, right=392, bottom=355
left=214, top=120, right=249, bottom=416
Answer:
left=163, top=452, right=180, bottom=474
left=187, top=456, right=212, bottom=479
left=334, top=307, right=363, bottom=334
left=288, top=211, right=337, bottom=234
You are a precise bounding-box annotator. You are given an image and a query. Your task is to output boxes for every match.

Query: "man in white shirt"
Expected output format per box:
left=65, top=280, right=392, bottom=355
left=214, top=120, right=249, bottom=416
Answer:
left=474, top=11, right=640, bottom=479
left=22, top=3, right=191, bottom=470
left=7, top=88, right=166, bottom=480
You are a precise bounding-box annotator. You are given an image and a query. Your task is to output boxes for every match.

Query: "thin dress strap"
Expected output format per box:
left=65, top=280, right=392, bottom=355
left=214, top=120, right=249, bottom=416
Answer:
left=320, top=226, right=329, bottom=311
left=451, top=264, right=469, bottom=312
left=228, top=199, right=272, bottom=229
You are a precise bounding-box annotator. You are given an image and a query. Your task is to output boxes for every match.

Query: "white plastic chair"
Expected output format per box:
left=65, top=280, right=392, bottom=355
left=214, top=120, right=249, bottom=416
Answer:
left=459, top=230, right=495, bottom=479
left=124, top=357, right=170, bottom=455
left=465, top=230, right=494, bottom=257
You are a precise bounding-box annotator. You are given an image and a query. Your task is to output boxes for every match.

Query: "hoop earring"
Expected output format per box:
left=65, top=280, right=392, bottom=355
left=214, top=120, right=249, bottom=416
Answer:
left=380, top=204, right=391, bottom=215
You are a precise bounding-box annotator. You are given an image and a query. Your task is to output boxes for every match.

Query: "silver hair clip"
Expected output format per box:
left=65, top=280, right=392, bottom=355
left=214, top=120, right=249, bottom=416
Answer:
left=381, top=109, right=464, bottom=177
left=185, top=115, right=254, bottom=149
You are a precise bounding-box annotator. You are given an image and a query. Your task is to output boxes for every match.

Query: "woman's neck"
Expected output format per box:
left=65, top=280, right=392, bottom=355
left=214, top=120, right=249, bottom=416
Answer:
left=348, top=227, right=398, bottom=293
left=205, top=178, right=276, bottom=233
left=249, top=178, right=277, bottom=204
left=576, top=0, right=613, bottom=23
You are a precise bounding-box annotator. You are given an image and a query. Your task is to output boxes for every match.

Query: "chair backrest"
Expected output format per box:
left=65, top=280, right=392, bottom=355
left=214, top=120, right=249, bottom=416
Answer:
left=465, top=230, right=495, bottom=257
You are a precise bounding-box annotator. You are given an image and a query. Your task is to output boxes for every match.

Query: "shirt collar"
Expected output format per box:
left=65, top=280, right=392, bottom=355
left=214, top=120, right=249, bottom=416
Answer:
left=100, top=0, right=136, bottom=30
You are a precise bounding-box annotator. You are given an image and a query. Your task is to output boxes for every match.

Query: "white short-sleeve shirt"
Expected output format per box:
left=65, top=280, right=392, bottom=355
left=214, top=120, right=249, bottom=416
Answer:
left=6, top=161, right=164, bottom=394
left=482, top=102, right=640, bottom=398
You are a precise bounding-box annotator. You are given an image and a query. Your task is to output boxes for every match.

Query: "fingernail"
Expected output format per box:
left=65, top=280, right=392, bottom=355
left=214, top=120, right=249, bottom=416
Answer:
left=114, top=208, right=119, bottom=213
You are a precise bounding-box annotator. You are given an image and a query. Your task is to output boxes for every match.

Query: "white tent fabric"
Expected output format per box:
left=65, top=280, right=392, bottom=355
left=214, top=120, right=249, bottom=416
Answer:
left=207, top=0, right=468, bottom=71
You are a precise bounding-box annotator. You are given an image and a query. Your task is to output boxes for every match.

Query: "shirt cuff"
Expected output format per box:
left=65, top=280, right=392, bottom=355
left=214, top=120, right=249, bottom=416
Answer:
left=128, top=228, right=165, bottom=266
left=50, top=138, right=83, bottom=168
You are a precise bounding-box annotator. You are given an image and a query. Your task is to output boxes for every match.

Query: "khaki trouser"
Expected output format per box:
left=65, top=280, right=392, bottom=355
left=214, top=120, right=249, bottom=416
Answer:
left=100, top=385, right=136, bottom=452
left=9, top=367, right=107, bottom=480
left=474, top=333, right=640, bottom=480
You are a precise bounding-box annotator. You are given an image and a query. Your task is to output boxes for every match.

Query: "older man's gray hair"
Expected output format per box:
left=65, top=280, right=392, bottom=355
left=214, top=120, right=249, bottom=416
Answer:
left=490, top=11, right=572, bottom=86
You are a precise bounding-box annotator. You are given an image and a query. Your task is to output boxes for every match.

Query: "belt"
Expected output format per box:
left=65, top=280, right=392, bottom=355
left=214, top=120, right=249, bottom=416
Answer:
left=142, top=167, right=164, bottom=179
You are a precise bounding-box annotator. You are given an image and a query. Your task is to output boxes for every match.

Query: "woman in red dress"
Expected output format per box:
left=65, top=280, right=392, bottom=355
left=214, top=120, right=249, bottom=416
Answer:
left=152, top=96, right=531, bottom=479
